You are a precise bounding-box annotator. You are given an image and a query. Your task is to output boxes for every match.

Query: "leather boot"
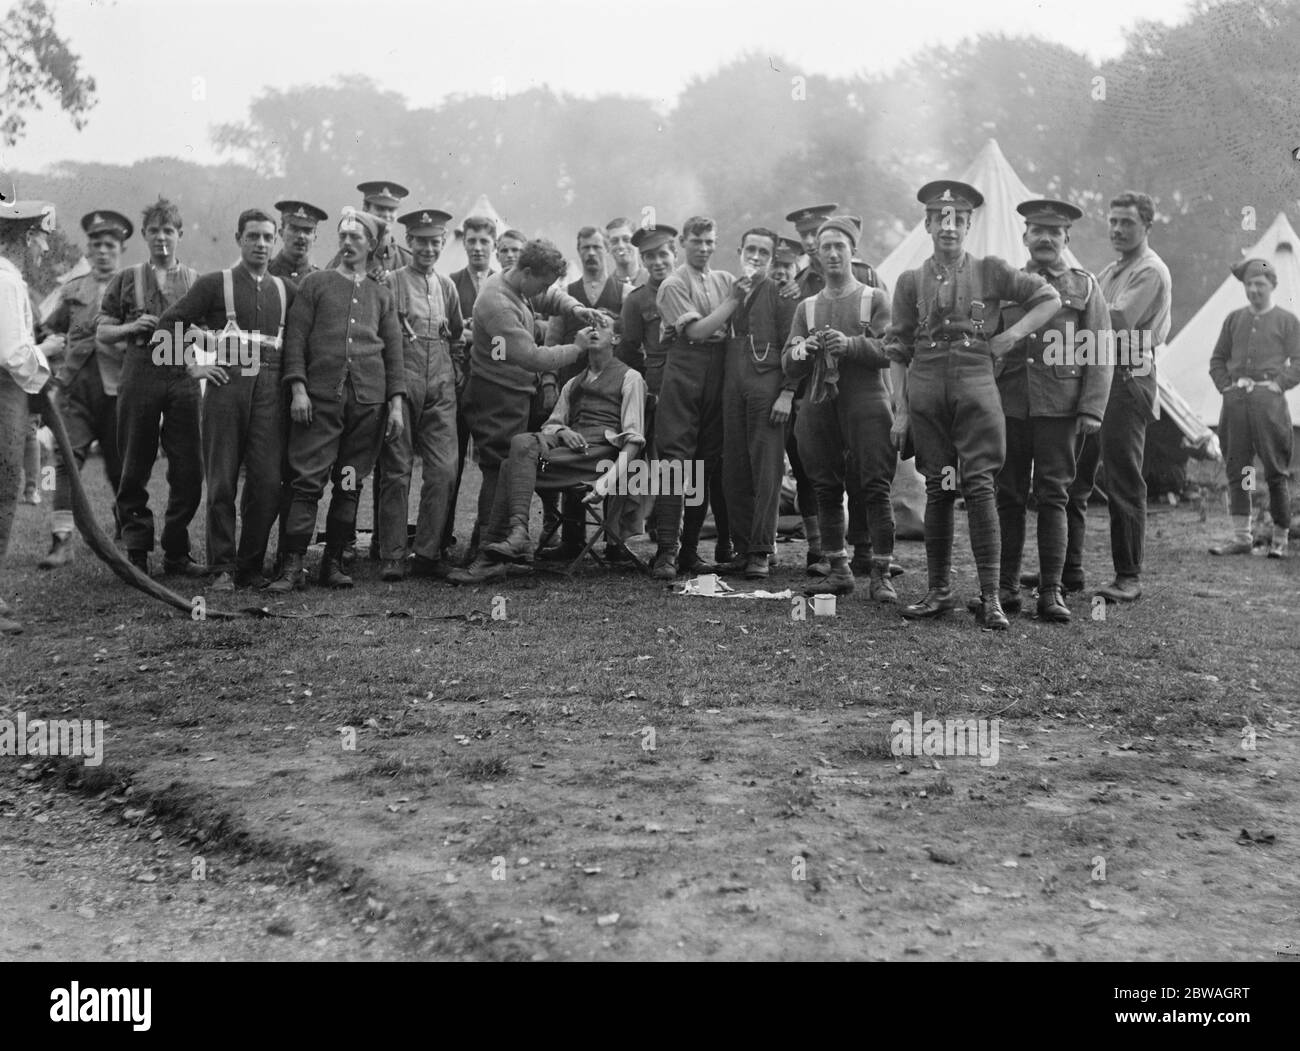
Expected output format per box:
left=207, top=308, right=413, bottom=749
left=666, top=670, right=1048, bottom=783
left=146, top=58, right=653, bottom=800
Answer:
left=806, top=555, right=853, bottom=596
left=1095, top=575, right=1141, bottom=602
left=901, top=588, right=957, bottom=619
left=319, top=548, right=354, bottom=588
left=1037, top=585, right=1071, bottom=622
left=975, top=592, right=1010, bottom=630
left=484, top=519, right=534, bottom=562
left=38, top=533, right=73, bottom=570
left=868, top=559, right=898, bottom=604
left=447, top=554, right=508, bottom=585
left=966, top=587, right=1021, bottom=615
left=651, top=547, right=678, bottom=581
left=267, top=552, right=306, bottom=593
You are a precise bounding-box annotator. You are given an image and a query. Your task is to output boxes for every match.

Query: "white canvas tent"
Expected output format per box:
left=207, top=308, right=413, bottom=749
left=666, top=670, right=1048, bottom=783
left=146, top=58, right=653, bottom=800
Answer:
left=1159, top=211, right=1300, bottom=438
left=877, top=139, right=1216, bottom=535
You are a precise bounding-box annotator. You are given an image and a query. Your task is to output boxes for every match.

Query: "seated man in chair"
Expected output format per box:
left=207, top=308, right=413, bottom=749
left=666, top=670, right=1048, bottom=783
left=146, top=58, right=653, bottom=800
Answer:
left=450, top=323, right=646, bottom=583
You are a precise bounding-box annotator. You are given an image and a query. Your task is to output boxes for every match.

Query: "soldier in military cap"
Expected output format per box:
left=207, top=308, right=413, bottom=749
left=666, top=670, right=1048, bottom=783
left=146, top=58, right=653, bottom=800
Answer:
left=38, top=209, right=133, bottom=569
left=886, top=180, right=1061, bottom=629
left=782, top=215, right=897, bottom=600
left=377, top=207, right=465, bottom=580
left=0, top=201, right=56, bottom=634
left=1207, top=256, right=1300, bottom=558
left=770, top=237, right=802, bottom=290
left=355, top=182, right=412, bottom=276
left=784, top=204, right=883, bottom=298
left=978, top=198, right=1111, bottom=623
left=271, top=208, right=406, bottom=592
left=269, top=200, right=327, bottom=283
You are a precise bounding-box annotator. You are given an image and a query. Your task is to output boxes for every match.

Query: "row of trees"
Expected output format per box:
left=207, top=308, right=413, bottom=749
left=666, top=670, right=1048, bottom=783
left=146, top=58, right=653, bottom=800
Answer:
left=9, top=0, right=1300, bottom=338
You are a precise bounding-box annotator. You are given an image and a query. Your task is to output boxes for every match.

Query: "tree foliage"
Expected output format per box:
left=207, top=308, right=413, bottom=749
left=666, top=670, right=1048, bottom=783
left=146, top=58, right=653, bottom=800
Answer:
left=0, top=0, right=96, bottom=148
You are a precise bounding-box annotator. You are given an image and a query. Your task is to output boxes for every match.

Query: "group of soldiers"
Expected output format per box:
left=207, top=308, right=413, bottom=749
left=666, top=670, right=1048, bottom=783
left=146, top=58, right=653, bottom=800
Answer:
left=1, top=173, right=1296, bottom=637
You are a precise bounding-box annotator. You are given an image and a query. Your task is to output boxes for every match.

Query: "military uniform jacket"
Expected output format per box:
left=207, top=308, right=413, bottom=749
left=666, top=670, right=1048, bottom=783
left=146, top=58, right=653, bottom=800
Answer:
left=45, top=271, right=118, bottom=389
left=996, top=263, right=1113, bottom=420
left=268, top=254, right=317, bottom=283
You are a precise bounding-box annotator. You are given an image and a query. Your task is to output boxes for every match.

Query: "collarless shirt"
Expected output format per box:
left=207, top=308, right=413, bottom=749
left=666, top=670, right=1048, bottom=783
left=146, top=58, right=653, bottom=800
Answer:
left=0, top=256, right=50, bottom=393
left=1097, top=244, right=1172, bottom=349
left=657, top=263, right=735, bottom=343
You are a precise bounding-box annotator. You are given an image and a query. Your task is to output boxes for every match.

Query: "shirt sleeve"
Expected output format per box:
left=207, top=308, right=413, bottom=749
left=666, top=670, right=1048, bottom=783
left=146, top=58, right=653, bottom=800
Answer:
left=609, top=367, right=646, bottom=448
left=156, top=272, right=218, bottom=330
left=0, top=278, right=51, bottom=393
left=442, top=278, right=464, bottom=346
left=884, top=271, right=918, bottom=365
left=657, top=275, right=701, bottom=331
left=541, top=375, right=578, bottom=433
left=1108, top=264, right=1164, bottom=332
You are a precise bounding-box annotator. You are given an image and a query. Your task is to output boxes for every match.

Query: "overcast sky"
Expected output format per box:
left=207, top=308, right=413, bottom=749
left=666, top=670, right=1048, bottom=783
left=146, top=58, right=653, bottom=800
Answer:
left=2, top=0, right=1196, bottom=173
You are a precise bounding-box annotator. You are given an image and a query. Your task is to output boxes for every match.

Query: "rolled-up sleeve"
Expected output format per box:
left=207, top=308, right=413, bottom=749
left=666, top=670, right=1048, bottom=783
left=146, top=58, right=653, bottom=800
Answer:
left=608, top=367, right=646, bottom=448
left=1108, top=265, right=1163, bottom=331
left=657, top=275, right=701, bottom=331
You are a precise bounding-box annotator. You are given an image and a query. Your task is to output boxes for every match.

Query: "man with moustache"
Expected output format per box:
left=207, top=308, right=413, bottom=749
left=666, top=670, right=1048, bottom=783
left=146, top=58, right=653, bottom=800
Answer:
left=0, top=201, right=56, bottom=635
left=377, top=208, right=464, bottom=581
left=1206, top=257, right=1300, bottom=559
left=782, top=216, right=896, bottom=600
left=271, top=209, right=405, bottom=591
left=650, top=216, right=747, bottom=581
left=39, top=209, right=133, bottom=569
left=720, top=226, right=798, bottom=580
left=1064, top=191, right=1171, bottom=603
left=886, top=181, right=1060, bottom=629
left=98, top=197, right=203, bottom=578
left=155, top=208, right=294, bottom=591
left=327, top=182, right=412, bottom=278
left=978, top=198, right=1111, bottom=623
left=269, top=200, right=327, bottom=282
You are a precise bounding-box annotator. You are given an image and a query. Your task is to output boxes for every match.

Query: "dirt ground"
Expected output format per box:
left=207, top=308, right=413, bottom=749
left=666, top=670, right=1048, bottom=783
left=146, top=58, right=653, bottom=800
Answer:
left=1, top=464, right=1297, bottom=960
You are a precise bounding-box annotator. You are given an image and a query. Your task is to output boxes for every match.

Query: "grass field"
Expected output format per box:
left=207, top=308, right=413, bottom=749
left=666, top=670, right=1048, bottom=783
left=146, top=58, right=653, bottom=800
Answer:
left=2, top=456, right=1297, bottom=960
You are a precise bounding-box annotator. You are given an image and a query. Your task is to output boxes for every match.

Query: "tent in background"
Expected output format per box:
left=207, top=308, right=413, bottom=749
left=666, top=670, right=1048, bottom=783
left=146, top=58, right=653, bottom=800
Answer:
left=1158, top=211, right=1300, bottom=454
left=436, top=193, right=510, bottom=277
left=877, top=139, right=1217, bottom=534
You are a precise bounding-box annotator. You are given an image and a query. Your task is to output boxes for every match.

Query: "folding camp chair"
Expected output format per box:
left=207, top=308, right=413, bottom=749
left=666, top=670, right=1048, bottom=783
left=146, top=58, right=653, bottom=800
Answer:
left=534, top=483, right=648, bottom=576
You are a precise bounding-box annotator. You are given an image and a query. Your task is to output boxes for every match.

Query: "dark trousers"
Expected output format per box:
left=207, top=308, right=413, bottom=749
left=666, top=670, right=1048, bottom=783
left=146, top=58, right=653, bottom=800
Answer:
left=53, top=363, right=121, bottom=522
left=1220, top=387, right=1292, bottom=526
left=483, top=431, right=619, bottom=544
left=722, top=365, right=787, bottom=555
left=283, top=383, right=384, bottom=553
left=439, top=399, right=471, bottom=552
left=1069, top=375, right=1149, bottom=578
left=115, top=353, right=203, bottom=557
left=378, top=350, right=458, bottom=561
left=794, top=379, right=896, bottom=559
left=0, top=372, right=27, bottom=571
left=465, top=374, right=534, bottom=542
left=998, top=415, right=1080, bottom=591
left=201, top=357, right=284, bottom=574
left=908, top=342, right=1004, bottom=593
left=653, top=341, right=724, bottom=553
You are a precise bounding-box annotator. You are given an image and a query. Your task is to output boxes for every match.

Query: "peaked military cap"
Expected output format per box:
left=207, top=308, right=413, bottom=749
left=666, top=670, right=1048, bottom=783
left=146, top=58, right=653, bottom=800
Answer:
left=917, top=180, right=984, bottom=212
left=275, top=200, right=328, bottom=227
left=399, top=208, right=453, bottom=236
left=785, top=203, right=839, bottom=234
left=356, top=182, right=410, bottom=208
left=774, top=236, right=803, bottom=265
left=631, top=223, right=678, bottom=253
left=81, top=209, right=133, bottom=241
left=1017, top=198, right=1083, bottom=227
left=0, top=200, right=56, bottom=233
